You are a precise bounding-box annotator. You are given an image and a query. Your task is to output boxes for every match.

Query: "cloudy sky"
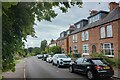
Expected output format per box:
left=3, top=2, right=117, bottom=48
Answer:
left=25, top=2, right=111, bottom=48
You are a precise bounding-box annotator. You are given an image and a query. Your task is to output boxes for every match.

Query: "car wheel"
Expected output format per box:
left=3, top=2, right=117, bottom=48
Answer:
left=69, top=66, right=74, bottom=73
left=87, top=70, right=94, bottom=80
left=57, top=62, right=60, bottom=68
left=52, top=62, right=55, bottom=65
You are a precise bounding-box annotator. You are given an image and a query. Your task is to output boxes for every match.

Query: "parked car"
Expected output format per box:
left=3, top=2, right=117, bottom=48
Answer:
left=52, top=54, right=71, bottom=68
left=42, top=54, right=48, bottom=61
left=36, top=54, right=43, bottom=59
left=69, top=57, right=114, bottom=80
left=46, top=55, right=53, bottom=63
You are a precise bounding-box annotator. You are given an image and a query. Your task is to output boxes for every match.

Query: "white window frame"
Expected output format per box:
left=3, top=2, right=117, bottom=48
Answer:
left=85, top=31, right=89, bottom=40
left=100, top=27, right=105, bottom=38
left=73, top=34, right=77, bottom=42
left=101, top=43, right=114, bottom=57
left=82, top=44, right=89, bottom=53
left=82, top=32, right=85, bottom=41
left=107, top=25, right=112, bottom=37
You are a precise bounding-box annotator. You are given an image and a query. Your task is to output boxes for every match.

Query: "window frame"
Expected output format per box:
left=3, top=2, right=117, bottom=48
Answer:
left=101, top=43, right=114, bottom=57
left=107, top=25, right=113, bottom=37
left=82, top=32, right=85, bottom=41
left=85, top=31, right=89, bottom=40
left=100, top=27, right=105, bottom=38
left=82, top=44, right=89, bottom=53
left=73, top=34, right=77, bottom=42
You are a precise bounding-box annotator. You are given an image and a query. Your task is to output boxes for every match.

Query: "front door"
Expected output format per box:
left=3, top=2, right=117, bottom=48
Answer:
left=92, top=45, right=96, bottom=53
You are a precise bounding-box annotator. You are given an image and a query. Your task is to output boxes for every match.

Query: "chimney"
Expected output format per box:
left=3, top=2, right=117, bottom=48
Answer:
left=90, top=10, right=98, bottom=16
left=109, top=2, right=119, bottom=11
left=69, top=25, right=75, bottom=29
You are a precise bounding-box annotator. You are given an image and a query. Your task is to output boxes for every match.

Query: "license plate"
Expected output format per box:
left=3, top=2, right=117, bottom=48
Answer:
left=103, top=66, right=110, bottom=69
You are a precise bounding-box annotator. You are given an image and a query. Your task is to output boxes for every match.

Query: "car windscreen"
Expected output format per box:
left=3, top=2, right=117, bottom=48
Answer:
left=92, top=59, right=107, bottom=65
left=58, top=55, right=67, bottom=58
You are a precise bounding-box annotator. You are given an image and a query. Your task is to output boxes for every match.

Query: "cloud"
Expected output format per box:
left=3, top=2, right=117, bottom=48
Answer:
left=25, top=2, right=109, bottom=48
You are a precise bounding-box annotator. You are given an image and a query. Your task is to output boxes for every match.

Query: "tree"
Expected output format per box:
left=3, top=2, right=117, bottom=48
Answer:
left=49, top=46, right=61, bottom=54
left=40, top=40, right=47, bottom=51
left=32, top=47, right=41, bottom=54
left=28, top=47, right=33, bottom=53
left=2, top=2, right=82, bottom=71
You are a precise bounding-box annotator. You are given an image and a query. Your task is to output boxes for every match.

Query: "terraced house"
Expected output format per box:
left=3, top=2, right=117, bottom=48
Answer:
left=56, top=2, right=120, bottom=58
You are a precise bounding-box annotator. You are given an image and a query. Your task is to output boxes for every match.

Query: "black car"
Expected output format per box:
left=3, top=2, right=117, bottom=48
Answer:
left=42, top=54, right=48, bottom=61
left=69, top=57, right=114, bottom=80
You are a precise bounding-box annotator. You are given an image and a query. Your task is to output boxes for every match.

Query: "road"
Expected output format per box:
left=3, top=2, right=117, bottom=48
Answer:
left=25, top=56, right=117, bottom=80
left=25, top=56, right=88, bottom=80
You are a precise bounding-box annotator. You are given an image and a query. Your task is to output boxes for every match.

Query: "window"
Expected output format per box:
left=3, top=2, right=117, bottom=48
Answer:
left=67, top=31, right=70, bottom=35
left=85, top=31, right=89, bottom=40
left=89, top=14, right=100, bottom=23
left=76, top=58, right=84, bottom=64
left=73, top=34, right=77, bottom=42
left=101, top=43, right=114, bottom=57
left=100, top=27, right=105, bottom=38
left=82, top=32, right=85, bottom=41
left=76, top=24, right=80, bottom=28
left=92, top=59, right=107, bottom=65
left=83, top=58, right=91, bottom=64
left=107, top=25, right=112, bottom=37
left=61, top=33, right=64, bottom=37
left=83, top=44, right=89, bottom=53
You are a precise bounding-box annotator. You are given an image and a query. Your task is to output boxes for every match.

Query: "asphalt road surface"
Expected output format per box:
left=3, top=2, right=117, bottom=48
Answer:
left=25, top=56, right=115, bottom=80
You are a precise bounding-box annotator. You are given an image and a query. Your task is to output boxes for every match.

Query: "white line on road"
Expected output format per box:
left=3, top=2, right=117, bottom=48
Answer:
left=23, top=61, right=26, bottom=80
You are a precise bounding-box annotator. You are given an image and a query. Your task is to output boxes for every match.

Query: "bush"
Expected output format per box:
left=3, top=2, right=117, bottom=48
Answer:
left=116, top=59, right=120, bottom=69
left=41, top=51, right=47, bottom=54
left=66, top=53, right=71, bottom=57
left=90, top=53, right=105, bottom=58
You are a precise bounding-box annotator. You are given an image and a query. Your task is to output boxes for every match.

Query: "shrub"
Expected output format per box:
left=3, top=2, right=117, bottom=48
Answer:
left=66, top=53, right=71, bottom=58
left=90, top=53, right=105, bottom=58
left=41, top=51, right=47, bottom=54
left=116, top=59, right=120, bottom=69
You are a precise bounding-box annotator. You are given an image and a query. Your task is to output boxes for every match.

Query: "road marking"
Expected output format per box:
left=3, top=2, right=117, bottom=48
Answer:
left=24, top=68, right=26, bottom=79
left=24, top=60, right=26, bottom=80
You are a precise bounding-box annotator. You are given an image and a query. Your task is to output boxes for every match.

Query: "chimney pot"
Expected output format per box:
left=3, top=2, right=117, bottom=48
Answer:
left=109, top=2, right=119, bottom=11
left=90, top=10, right=98, bottom=16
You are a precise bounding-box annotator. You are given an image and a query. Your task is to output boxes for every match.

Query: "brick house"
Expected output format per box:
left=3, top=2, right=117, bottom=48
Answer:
left=56, top=25, right=76, bottom=54
left=56, top=2, right=120, bottom=58
left=69, top=2, right=120, bottom=58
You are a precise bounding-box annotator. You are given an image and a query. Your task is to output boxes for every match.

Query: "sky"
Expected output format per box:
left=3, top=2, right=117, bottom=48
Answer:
left=24, top=2, right=111, bottom=48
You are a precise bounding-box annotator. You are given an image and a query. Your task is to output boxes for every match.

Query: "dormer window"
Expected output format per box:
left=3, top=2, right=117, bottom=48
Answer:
left=61, top=33, right=64, bottom=37
left=76, top=24, right=80, bottom=28
left=88, top=11, right=108, bottom=24
left=89, top=14, right=100, bottom=23
left=67, top=31, right=70, bottom=35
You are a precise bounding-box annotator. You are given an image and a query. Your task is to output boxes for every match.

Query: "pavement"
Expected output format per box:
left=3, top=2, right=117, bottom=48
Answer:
left=113, top=68, right=120, bottom=79
left=3, top=56, right=120, bottom=80
left=3, top=59, right=26, bottom=80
